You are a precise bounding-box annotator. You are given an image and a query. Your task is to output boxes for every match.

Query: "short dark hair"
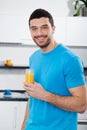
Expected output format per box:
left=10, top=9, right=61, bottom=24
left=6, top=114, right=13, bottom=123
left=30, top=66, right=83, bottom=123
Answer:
left=29, top=8, right=54, bottom=26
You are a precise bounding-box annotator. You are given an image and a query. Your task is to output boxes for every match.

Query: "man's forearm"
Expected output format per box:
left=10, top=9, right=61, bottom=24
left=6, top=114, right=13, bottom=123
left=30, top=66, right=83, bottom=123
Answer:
left=23, top=82, right=86, bottom=113
left=43, top=90, right=86, bottom=113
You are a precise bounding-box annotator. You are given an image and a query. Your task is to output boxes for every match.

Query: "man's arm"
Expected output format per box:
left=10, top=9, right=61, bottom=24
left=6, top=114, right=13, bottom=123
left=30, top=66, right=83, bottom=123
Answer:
left=24, top=82, right=87, bottom=113
left=44, top=85, right=87, bottom=113
left=21, top=100, right=29, bottom=130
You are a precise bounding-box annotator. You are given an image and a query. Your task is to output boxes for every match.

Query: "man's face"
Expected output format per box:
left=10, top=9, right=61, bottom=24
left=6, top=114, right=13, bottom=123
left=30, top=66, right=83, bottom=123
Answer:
left=29, top=17, right=55, bottom=48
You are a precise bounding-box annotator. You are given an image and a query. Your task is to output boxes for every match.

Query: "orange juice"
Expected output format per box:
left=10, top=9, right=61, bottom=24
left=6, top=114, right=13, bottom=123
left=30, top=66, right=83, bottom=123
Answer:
left=25, top=69, right=34, bottom=84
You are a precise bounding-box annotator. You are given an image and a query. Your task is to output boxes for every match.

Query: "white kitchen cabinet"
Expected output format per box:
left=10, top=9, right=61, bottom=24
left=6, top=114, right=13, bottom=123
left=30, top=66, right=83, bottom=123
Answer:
left=0, top=14, right=29, bottom=44
left=0, top=0, right=68, bottom=44
left=54, top=17, right=66, bottom=44
left=0, top=15, right=87, bottom=46
left=78, top=125, right=87, bottom=130
left=0, top=101, right=27, bottom=130
left=0, top=101, right=20, bottom=130
left=66, top=17, right=87, bottom=46
left=78, top=110, right=87, bottom=120
left=19, top=101, right=27, bottom=129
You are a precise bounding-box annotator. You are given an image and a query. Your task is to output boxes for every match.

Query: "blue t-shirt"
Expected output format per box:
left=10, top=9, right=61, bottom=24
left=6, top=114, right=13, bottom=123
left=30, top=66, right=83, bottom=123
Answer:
left=25, top=44, right=85, bottom=130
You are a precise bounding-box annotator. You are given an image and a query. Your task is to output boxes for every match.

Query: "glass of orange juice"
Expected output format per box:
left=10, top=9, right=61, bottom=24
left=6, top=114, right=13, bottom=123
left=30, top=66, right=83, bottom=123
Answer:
left=25, top=68, right=34, bottom=84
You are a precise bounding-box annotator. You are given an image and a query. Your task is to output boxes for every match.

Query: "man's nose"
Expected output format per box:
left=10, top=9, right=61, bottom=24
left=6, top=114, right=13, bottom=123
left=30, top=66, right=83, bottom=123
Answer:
left=37, top=28, right=43, bottom=35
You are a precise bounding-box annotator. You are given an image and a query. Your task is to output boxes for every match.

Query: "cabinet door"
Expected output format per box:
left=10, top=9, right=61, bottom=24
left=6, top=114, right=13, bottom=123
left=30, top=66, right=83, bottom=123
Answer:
left=78, top=125, right=87, bottom=130
left=78, top=110, right=87, bottom=120
left=19, top=101, right=27, bottom=129
left=0, top=101, right=20, bottom=130
left=54, top=17, right=66, bottom=44
left=66, top=17, right=87, bottom=46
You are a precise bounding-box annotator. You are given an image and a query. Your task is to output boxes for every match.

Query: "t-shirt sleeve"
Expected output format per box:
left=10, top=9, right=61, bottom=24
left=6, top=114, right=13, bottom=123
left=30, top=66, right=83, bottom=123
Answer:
left=64, top=56, right=85, bottom=88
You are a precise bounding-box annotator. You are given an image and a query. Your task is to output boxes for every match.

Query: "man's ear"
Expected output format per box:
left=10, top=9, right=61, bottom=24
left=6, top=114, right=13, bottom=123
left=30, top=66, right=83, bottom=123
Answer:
left=52, top=25, right=56, bottom=34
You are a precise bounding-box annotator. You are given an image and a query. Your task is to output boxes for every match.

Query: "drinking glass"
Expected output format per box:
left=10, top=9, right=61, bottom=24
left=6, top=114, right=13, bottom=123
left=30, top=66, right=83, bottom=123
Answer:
left=25, top=68, right=34, bottom=84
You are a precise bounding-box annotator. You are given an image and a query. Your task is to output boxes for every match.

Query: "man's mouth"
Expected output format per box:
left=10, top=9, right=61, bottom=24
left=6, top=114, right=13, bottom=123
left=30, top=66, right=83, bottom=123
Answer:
left=35, top=35, right=47, bottom=41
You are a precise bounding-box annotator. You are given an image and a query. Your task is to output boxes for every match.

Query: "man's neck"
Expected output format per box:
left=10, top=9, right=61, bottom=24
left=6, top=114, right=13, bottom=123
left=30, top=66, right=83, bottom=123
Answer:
left=41, top=41, right=58, bottom=53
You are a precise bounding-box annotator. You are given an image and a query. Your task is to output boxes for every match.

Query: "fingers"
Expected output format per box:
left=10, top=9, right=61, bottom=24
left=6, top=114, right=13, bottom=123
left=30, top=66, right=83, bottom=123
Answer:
left=24, top=82, right=34, bottom=87
left=23, top=82, right=33, bottom=93
left=24, top=82, right=29, bottom=87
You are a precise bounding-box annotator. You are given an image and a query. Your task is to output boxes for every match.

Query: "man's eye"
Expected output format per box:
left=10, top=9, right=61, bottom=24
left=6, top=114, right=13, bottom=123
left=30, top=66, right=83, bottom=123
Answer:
left=42, top=26, right=48, bottom=29
left=31, top=27, right=37, bottom=31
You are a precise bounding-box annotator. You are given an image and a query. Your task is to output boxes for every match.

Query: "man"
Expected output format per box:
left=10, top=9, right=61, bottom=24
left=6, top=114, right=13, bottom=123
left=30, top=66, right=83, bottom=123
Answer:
left=22, top=8, right=87, bottom=130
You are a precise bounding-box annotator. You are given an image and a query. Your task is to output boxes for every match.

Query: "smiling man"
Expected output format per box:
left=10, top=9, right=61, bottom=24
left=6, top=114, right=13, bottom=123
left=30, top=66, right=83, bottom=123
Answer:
left=21, top=8, right=87, bottom=130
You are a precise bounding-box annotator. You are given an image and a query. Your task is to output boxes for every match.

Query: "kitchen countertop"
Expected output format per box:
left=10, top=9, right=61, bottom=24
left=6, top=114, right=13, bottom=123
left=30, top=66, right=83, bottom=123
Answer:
left=0, top=90, right=29, bottom=101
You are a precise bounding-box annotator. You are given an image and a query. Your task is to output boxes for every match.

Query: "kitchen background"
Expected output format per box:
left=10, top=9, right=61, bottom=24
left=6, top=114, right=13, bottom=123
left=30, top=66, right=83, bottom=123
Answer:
left=0, top=0, right=87, bottom=130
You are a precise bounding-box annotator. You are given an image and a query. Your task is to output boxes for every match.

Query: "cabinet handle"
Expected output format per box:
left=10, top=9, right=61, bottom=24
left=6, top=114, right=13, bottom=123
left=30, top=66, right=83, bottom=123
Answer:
left=13, top=107, right=17, bottom=129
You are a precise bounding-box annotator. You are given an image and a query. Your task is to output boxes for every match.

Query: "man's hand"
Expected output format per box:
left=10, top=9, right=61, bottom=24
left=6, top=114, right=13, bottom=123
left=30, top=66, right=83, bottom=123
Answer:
left=24, top=82, right=47, bottom=100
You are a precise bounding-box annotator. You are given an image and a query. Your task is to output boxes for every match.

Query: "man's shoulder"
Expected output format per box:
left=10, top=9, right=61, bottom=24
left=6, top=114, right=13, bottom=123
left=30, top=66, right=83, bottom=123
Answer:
left=61, top=45, right=78, bottom=59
